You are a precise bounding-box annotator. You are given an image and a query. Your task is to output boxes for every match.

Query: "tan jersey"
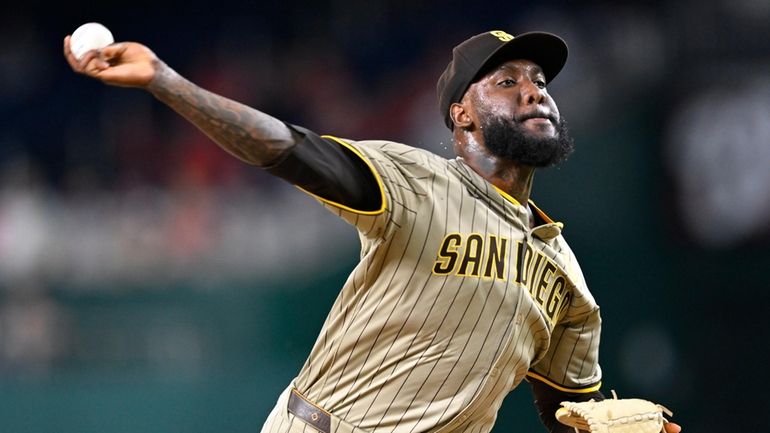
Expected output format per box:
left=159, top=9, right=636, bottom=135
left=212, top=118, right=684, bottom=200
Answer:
left=269, top=137, right=601, bottom=433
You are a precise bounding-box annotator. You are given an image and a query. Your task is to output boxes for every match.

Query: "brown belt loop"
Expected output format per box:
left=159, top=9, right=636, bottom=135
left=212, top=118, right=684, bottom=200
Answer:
left=287, top=389, right=331, bottom=433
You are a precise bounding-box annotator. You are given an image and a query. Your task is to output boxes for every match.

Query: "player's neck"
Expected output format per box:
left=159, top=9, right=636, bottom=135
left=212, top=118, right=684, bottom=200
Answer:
left=454, top=133, right=536, bottom=205
left=458, top=153, right=535, bottom=205
left=489, top=163, right=535, bottom=206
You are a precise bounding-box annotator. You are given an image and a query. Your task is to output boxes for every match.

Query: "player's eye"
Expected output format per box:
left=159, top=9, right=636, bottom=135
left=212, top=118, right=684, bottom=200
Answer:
left=498, top=78, right=516, bottom=87
left=534, top=79, right=546, bottom=89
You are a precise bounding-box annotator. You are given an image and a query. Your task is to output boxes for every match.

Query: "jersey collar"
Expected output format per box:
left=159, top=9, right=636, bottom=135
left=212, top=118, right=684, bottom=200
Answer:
left=450, top=158, right=564, bottom=240
left=494, top=187, right=564, bottom=240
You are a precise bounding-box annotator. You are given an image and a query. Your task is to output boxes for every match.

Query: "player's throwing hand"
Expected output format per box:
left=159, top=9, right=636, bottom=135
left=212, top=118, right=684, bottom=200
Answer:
left=63, top=36, right=159, bottom=88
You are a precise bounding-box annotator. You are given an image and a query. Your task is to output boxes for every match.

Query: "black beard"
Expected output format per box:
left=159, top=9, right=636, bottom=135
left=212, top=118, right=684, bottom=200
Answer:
left=481, top=115, right=575, bottom=167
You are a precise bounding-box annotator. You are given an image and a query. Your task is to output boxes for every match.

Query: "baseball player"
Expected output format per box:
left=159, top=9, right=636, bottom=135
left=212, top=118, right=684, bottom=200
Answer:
left=64, top=30, right=681, bottom=433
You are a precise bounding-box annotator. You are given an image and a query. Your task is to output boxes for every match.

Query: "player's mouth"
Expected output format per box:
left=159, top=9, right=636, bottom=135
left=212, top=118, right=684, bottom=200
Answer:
left=516, top=110, right=556, bottom=125
left=522, top=117, right=553, bottom=127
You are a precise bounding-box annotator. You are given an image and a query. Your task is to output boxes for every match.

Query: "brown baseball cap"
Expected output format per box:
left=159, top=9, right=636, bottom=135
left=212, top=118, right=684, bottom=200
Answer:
left=436, top=30, right=568, bottom=130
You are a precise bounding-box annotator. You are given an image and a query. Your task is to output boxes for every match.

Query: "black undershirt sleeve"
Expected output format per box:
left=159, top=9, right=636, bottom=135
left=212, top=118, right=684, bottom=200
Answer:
left=265, top=124, right=382, bottom=212
left=528, top=377, right=604, bottom=433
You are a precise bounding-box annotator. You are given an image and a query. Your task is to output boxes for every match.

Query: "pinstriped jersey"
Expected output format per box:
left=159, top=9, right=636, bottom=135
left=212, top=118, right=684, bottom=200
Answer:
left=291, top=137, right=602, bottom=433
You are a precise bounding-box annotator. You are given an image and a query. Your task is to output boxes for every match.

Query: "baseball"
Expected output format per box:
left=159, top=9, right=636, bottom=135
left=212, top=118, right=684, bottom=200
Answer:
left=70, top=22, right=114, bottom=60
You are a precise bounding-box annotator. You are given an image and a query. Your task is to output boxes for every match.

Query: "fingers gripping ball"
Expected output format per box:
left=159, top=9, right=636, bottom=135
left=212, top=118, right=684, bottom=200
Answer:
left=555, top=393, right=674, bottom=433
left=70, top=22, right=114, bottom=59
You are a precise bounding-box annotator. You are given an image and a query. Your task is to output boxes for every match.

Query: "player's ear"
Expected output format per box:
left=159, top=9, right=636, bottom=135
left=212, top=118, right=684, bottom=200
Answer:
left=450, top=102, right=473, bottom=130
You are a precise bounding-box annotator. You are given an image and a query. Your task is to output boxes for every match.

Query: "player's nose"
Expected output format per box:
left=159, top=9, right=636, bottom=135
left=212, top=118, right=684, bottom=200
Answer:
left=519, top=79, right=546, bottom=105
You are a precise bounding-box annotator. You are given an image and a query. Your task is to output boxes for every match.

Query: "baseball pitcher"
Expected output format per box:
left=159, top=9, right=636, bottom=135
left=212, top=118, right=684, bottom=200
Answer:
left=64, top=28, right=680, bottom=433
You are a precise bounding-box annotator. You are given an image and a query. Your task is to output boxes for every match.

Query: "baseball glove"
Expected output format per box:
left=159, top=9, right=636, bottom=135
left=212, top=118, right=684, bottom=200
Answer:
left=555, top=392, right=673, bottom=433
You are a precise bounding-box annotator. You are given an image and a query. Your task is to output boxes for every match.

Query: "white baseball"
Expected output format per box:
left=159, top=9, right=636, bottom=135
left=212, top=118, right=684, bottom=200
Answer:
left=70, top=22, right=114, bottom=60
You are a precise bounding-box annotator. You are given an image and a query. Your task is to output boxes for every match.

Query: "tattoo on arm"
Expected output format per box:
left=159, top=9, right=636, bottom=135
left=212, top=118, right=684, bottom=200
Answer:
left=147, top=61, right=297, bottom=166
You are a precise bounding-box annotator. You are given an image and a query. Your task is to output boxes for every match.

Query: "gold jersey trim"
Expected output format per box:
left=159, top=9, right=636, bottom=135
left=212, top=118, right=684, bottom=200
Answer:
left=294, top=135, right=388, bottom=216
left=526, top=371, right=602, bottom=394
left=491, top=186, right=565, bottom=229
left=528, top=200, right=564, bottom=229
left=491, top=185, right=522, bottom=206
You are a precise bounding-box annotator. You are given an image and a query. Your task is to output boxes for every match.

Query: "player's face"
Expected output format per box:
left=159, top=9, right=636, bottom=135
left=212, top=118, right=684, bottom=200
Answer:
left=466, top=59, right=574, bottom=167
left=470, top=59, right=560, bottom=139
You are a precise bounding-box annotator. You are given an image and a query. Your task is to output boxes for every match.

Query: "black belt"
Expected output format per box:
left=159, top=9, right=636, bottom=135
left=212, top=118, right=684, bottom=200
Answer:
left=288, top=389, right=331, bottom=433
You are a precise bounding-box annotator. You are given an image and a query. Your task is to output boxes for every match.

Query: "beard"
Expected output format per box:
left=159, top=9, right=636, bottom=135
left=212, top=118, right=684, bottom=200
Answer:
left=480, top=115, right=575, bottom=167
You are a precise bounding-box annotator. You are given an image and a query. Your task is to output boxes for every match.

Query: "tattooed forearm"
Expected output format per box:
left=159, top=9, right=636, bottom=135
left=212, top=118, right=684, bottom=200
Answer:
left=147, top=61, right=297, bottom=166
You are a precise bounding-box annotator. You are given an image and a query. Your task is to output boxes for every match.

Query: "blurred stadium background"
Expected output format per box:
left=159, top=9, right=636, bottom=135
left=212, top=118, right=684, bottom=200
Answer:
left=2, top=1, right=769, bottom=432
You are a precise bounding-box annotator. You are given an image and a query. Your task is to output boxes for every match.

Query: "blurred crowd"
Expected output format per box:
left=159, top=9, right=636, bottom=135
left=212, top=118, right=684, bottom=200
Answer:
left=2, top=1, right=769, bottom=292
left=0, top=6, right=769, bottom=429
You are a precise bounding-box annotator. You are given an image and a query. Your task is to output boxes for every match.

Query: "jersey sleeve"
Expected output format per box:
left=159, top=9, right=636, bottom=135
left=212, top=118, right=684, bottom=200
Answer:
left=526, top=308, right=602, bottom=392
left=265, top=123, right=383, bottom=212
left=526, top=249, right=603, bottom=393
left=266, top=124, right=435, bottom=240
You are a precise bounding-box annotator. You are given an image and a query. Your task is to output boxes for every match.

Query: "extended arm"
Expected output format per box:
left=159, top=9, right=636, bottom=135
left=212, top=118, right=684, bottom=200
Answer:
left=64, top=37, right=380, bottom=210
left=64, top=38, right=295, bottom=166
left=147, top=61, right=296, bottom=166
